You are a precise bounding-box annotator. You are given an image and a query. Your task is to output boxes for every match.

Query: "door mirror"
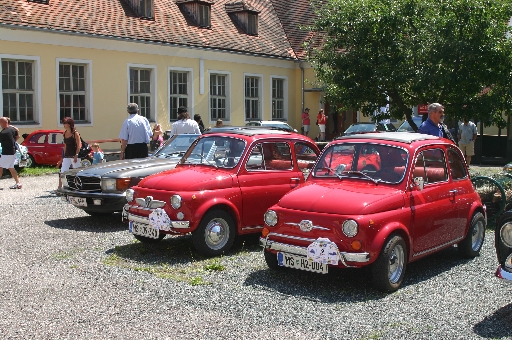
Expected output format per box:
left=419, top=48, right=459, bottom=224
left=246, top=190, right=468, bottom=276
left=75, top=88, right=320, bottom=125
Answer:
left=413, top=177, right=424, bottom=190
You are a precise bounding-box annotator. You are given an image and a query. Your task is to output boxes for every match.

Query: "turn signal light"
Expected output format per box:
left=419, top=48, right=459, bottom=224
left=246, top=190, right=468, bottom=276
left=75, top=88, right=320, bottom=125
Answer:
left=351, top=240, right=362, bottom=251
left=117, top=178, right=132, bottom=191
left=262, top=228, right=270, bottom=237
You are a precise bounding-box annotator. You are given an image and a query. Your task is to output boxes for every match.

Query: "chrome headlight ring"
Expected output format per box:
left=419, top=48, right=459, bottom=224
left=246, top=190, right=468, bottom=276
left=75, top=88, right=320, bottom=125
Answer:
left=125, top=189, right=134, bottom=202
left=500, top=222, right=512, bottom=248
left=170, top=194, right=182, bottom=209
left=264, top=210, right=278, bottom=227
left=342, top=219, right=358, bottom=237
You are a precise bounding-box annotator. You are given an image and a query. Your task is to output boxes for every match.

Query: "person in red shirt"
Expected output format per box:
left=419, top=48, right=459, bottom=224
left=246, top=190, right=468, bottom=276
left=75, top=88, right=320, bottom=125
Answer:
left=301, top=108, right=310, bottom=136
left=317, top=109, right=328, bottom=142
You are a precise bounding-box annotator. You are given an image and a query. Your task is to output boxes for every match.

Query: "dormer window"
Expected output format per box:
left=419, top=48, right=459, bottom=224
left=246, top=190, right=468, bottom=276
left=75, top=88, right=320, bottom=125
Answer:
left=27, top=0, right=49, bottom=4
left=225, top=1, right=259, bottom=36
left=176, top=0, right=213, bottom=28
left=126, top=0, right=154, bottom=19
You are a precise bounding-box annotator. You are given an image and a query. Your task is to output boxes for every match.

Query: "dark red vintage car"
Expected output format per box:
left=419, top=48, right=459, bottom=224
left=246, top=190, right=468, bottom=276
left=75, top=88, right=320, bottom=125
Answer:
left=260, top=132, right=486, bottom=292
left=123, top=128, right=320, bottom=256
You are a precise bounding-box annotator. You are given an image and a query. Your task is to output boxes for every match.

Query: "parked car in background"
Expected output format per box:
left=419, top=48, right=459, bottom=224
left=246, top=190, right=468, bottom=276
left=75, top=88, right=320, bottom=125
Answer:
left=0, top=143, right=29, bottom=174
left=124, top=128, right=319, bottom=256
left=341, top=122, right=397, bottom=136
left=21, top=129, right=93, bottom=167
left=246, top=120, right=298, bottom=132
left=397, top=116, right=423, bottom=132
left=260, top=132, right=486, bottom=292
left=57, top=134, right=200, bottom=216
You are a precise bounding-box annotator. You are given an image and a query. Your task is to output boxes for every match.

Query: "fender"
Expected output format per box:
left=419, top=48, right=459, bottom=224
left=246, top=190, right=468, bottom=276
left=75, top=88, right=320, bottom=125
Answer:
left=368, top=221, right=412, bottom=263
left=191, top=188, right=243, bottom=231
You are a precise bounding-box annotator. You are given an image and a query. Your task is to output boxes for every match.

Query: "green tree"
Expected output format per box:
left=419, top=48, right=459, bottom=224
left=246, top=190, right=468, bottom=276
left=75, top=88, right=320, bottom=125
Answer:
left=306, top=0, right=512, bottom=130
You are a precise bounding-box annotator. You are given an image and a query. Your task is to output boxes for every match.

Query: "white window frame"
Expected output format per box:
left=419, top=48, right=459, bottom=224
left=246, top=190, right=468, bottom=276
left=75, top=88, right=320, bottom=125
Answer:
left=0, top=54, right=42, bottom=127
left=56, top=58, right=93, bottom=126
left=128, top=64, right=156, bottom=121
left=168, top=66, right=194, bottom=121
left=244, top=73, right=263, bottom=121
left=270, top=75, right=288, bottom=121
left=208, top=70, right=231, bottom=125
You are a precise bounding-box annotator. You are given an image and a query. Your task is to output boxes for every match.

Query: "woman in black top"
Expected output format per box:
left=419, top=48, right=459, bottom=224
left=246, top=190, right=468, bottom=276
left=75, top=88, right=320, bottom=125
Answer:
left=58, top=117, right=82, bottom=189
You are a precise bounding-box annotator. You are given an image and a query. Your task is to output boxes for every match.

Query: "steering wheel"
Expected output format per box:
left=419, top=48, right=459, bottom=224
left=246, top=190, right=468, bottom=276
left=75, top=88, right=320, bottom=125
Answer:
left=373, top=169, right=401, bottom=182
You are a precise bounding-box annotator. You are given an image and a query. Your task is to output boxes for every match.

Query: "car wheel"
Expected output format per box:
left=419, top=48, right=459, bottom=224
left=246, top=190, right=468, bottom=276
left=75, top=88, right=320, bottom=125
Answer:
left=458, top=212, right=485, bottom=258
left=371, top=234, right=407, bottom=292
left=80, top=158, right=92, bottom=167
left=264, top=250, right=280, bottom=270
left=26, top=155, right=35, bottom=168
left=133, top=233, right=166, bottom=243
left=192, top=210, right=235, bottom=257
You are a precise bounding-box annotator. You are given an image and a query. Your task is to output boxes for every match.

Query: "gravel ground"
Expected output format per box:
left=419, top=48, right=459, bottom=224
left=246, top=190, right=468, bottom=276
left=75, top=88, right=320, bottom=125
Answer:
left=0, top=171, right=511, bottom=339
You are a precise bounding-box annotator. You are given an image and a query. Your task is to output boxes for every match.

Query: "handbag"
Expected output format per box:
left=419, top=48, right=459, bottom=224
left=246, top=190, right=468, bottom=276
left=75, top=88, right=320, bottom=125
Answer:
left=77, top=137, right=91, bottom=158
left=150, top=139, right=161, bottom=151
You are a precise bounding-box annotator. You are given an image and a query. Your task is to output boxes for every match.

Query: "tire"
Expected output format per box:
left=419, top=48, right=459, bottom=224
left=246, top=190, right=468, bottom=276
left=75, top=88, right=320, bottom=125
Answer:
left=26, top=155, right=35, bottom=168
left=133, top=233, right=166, bottom=243
left=458, top=212, right=485, bottom=258
left=80, top=158, right=92, bottom=167
left=264, top=250, right=280, bottom=270
left=371, top=234, right=407, bottom=292
left=192, top=210, right=235, bottom=257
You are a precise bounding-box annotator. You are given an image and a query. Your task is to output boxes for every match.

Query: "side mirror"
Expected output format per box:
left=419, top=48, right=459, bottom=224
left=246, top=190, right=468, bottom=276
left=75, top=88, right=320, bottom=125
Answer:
left=413, top=177, right=424, bottom=190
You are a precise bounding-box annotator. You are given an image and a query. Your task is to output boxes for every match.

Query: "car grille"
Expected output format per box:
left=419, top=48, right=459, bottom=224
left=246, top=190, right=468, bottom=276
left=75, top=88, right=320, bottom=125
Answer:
left=65, top=175, right=101, bottom=192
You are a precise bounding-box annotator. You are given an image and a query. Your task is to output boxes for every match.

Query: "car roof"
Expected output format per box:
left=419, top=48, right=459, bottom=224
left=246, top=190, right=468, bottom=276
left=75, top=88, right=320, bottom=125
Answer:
left=203, top=126, right=294, bottom=137
left=338, top=131, right=441, bottom=143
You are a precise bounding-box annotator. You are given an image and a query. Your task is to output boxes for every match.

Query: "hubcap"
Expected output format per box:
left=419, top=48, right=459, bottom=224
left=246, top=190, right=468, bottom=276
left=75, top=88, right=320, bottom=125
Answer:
left=205, top=218, right=229, bottom=250
left=471, top=219, right=484, bottom=251
left=388, top=244, right=405, bottom=284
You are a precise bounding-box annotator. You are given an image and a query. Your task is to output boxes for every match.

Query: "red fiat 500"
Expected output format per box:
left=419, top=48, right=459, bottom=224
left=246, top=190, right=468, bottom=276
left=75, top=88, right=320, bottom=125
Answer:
left=261, top=132, right=486, bottom=292
left=123, top=128, right=320, bottom=256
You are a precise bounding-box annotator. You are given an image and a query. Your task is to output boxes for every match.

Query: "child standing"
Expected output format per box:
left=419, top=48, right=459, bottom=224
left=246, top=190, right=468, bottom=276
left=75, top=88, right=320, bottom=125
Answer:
left=92, top=143, right=104, bottom=164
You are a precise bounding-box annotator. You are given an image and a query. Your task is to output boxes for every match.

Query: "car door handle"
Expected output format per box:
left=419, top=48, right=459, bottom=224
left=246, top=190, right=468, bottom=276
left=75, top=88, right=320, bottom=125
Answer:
left=290, top=177, right=300, bottom=181
left=449, top=189, right=457, bottom=194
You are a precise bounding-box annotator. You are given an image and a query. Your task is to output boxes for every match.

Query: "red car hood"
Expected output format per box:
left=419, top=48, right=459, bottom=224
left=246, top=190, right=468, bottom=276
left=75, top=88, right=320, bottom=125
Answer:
left=277, top=181, right=406, bottom=215
left=138, top=166, right=234, bottom=191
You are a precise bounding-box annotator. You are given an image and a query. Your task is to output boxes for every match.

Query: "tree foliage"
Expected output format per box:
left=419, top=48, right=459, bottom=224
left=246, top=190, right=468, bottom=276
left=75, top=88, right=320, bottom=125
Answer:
left=306, top=0, right=512, bottom=130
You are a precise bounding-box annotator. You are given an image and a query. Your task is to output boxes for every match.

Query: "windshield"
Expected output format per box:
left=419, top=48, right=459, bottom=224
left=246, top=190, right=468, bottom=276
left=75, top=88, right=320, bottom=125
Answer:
left=313, top=143, right=409, bottom=184
left=154, top=134, right=199, bottom=158
left=182, top=136, right=246, bottom=168
left=345, top=124, right=377, bottom=134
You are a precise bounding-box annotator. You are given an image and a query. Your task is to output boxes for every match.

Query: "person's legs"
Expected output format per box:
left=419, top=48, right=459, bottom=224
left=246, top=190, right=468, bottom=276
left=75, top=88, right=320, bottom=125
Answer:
left=319, top=124, right=326, bottom=141
left=8, top=168, right=20, bottom=188
left=59, top=158, right=73, bottom=189
left=466, top=141, right=475, bottom=166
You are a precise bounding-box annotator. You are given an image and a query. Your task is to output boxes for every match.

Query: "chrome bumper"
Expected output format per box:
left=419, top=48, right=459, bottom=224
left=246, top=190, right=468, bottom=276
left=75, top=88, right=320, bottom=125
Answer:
left=260, top=237, right=370, bottom=267
left=126, top=212, right=190, bottom=229
left=495, top=265, right=512, bottom=282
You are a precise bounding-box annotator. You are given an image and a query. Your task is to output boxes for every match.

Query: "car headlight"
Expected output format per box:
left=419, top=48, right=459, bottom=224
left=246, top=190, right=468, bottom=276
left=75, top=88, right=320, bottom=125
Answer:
left=342, top=219, right=358, bottom=237
left=170, top=195, right=182, bottom=209
left=500, top=222, right=512, bottom=248
left=264, top=210, right=278, bottom=226
left=101, top=178, right=131, bottom=192
left=505, top=254, right=512, bottom=270
left=125, top=189, right=134, bottom=202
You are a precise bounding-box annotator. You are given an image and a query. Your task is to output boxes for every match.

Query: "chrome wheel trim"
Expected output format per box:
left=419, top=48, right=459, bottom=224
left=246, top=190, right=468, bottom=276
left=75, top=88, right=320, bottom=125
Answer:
left=471, top=219, right=485, bottom=251
left=388, top=243, right=405, bottom=284
left=204, top=218, right=229, bottom=251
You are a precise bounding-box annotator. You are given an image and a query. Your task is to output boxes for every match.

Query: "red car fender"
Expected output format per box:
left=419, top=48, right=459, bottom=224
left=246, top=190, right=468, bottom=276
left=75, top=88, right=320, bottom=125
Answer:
left=466, top=202, right=486, bottom=233
left=368, top=221, right=412, bottom=262
left=189, top=192, right=242, bottom=232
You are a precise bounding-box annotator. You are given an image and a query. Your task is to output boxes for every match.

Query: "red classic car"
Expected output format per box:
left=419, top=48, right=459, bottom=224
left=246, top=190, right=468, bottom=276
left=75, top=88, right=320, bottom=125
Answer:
left=261, top=132, right=486, bottom=292
left=21, top=129, right=94, bottom=167
left=123, top=128, right=320, bottom=256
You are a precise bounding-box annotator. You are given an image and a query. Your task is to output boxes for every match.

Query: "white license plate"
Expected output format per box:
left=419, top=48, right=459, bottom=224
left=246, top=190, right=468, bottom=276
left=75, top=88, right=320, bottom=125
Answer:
left=129, top=221, right=159, bottom=239
left=18, top=160, right=27, bottom=167
left=68, top=196, right=87, bottom=207
left=277, top=252, right=328, bottom=274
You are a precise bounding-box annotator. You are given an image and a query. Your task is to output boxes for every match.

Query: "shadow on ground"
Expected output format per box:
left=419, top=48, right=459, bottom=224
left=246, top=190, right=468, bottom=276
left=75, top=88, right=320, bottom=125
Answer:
left=243, top=245, right=472, bottom=303
left=473, top=303, right=512, bottom=338
left=45, top=213, right=125, bottom=232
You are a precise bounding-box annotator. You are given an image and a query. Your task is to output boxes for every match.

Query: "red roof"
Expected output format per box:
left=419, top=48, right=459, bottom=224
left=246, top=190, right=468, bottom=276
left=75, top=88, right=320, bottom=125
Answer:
left=0, top=0, right=318, bottom=60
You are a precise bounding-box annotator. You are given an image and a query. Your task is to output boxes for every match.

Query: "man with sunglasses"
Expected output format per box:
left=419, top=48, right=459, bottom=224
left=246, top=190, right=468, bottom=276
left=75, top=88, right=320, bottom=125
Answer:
left=417, top=103, right=444, bottom=137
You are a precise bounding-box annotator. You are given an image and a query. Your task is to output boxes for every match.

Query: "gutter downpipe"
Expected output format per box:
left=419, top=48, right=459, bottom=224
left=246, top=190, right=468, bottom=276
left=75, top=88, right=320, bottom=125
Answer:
left=299, top=60, right=305, bottom=112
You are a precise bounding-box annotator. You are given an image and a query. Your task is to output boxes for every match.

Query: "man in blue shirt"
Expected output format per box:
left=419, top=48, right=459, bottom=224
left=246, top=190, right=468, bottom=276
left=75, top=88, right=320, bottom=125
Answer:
left=119, top=103, right=152, bottom=160
left=418, top=103, right=444, bottom=137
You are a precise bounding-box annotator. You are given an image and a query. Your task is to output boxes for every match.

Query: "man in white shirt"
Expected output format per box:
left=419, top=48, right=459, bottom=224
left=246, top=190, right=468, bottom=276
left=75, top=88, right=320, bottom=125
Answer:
left=170, top=106, right=201, bottom=137
left=119, top=103, right=152, bottom=160
left=458, top=118, right=478, bottom=166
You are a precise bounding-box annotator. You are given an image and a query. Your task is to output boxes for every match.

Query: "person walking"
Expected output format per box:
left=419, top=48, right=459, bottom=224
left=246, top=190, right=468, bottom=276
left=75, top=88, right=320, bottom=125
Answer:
left=150, top=123, right=164, bottom=151
left=169, top=106, right=201, bottom=137
left=316, top=109, right=328, bottom=142
left=417, top=103, right=444, bottom=137
left=58, top=117, right=82, bottom=189
left=301, top=108, right=310, bottom=136
left=194, top=114, right=205, bottom=133
left=458, top=118, right=478, bottom=166
left=119, top=103, right=152, bottom=160
left=0, top=117, right=22, bottom=189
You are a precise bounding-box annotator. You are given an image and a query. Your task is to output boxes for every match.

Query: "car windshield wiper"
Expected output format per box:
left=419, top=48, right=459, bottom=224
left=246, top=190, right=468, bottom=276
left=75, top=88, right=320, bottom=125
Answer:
left=183, top=153, right=218, bottom=168
left=342, top=170, right=379, bottom=184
